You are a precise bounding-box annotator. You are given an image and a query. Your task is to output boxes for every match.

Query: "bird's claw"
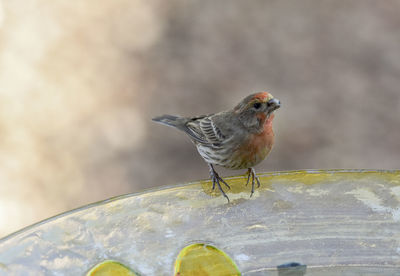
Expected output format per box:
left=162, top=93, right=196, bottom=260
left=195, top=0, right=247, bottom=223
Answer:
left=209, top=164, right=230, bottom=202
left=247, top=168, right=261, bottom=197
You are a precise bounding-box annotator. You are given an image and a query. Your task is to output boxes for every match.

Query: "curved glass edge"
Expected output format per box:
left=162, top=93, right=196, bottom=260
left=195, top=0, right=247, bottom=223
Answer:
left=1, top=169, right=399, bottom=243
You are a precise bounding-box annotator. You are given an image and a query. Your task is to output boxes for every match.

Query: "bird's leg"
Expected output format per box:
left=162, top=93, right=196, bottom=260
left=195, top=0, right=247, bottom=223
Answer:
left=246, top=169, right=251, bottom=186
left=208, top=164, right=230, bottom=190
left=208, top=164, right=230, bottom=202
left=247, top=168, right=261, bottom=197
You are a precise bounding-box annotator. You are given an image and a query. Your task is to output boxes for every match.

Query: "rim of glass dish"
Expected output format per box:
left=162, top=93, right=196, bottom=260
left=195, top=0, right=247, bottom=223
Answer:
left=0, top=168, right=399, bottom=243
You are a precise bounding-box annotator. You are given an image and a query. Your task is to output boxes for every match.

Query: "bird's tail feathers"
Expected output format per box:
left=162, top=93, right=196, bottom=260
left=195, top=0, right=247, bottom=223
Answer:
left=152, top=114, right=187, bottom=130
left=153, top=114, right=211, bottom=144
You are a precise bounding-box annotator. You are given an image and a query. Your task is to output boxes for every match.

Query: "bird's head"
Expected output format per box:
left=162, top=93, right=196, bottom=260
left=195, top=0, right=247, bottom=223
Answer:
left=234, top=92, right=281, bottom=132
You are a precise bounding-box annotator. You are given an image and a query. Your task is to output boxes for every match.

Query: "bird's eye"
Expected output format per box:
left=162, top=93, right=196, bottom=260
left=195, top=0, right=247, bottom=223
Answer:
left=253, top=102, right=262, bottom=109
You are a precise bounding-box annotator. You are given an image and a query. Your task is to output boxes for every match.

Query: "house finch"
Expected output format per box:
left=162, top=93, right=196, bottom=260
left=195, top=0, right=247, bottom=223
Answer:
left=153, top=92, right=280, bottom=202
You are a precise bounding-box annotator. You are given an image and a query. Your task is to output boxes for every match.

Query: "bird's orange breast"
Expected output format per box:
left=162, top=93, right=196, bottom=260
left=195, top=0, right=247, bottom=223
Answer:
left=235, top=114, right=275, bottom=168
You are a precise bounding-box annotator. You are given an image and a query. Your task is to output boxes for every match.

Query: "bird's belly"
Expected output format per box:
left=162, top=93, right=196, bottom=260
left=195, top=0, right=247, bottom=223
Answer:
left=225, top=130, right=274, bottom=169
left=196, top=137, right=273, bottom=170
left=228, top=144, right=272, bottom=169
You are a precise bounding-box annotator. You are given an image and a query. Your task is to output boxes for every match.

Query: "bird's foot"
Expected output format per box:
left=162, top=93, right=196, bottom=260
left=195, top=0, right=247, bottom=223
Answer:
left=208, top=164, right=230, bottom=202
left=246, top=168, right=261, bottom=197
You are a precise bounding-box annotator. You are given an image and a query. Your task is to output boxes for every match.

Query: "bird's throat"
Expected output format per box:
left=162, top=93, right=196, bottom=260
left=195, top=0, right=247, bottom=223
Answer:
left=256, top=113, right=274, bottom=133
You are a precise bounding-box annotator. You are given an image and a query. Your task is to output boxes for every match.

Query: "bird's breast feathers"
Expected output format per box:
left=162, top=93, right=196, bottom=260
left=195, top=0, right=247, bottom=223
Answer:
left=234, top=122, right=274, bottom=168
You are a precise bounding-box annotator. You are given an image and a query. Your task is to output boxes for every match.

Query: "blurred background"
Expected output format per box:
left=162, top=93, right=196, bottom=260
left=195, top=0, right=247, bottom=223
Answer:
left=0, top=0, right=399, bottom=238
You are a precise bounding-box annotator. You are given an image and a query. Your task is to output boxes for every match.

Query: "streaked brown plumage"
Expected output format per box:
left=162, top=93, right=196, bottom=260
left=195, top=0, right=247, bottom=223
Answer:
left=152, top=92, right=280, bottom=202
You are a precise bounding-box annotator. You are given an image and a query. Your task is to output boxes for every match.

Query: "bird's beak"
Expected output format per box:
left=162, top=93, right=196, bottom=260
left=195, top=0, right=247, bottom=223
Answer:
left=266, top=98, right=281, bottom=113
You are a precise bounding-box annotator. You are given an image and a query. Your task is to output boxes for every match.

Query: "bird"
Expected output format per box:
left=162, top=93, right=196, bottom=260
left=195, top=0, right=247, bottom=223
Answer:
left=152, top=92, right=280, bottom=202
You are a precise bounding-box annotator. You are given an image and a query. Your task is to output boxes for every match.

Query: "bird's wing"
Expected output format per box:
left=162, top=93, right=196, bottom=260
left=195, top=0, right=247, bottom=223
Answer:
left=186, top=115, right=226, bottom=146
left=199, top=116, right=227, bottom=144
